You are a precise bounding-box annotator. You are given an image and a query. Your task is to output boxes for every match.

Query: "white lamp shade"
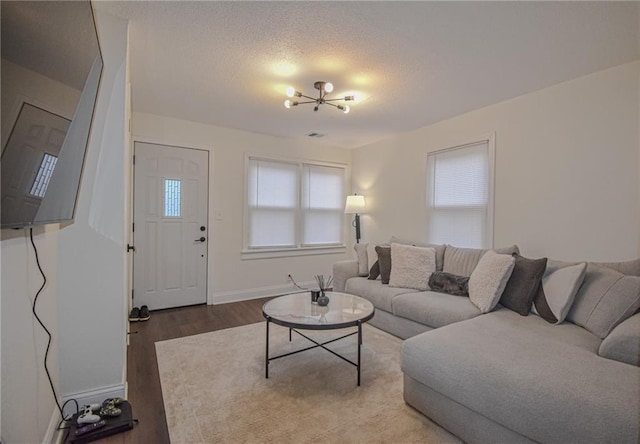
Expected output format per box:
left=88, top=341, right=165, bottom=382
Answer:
left=345, top=195, right=366, bottom=214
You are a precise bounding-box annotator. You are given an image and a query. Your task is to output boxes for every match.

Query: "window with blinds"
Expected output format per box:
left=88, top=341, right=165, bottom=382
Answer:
left=246, top=156, right=346, bottom=252
left=426, top=139, right=494, bottom=249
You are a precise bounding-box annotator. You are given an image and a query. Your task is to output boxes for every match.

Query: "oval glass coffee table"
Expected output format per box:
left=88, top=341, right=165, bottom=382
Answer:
left=262, top=291, right=375, bottom=386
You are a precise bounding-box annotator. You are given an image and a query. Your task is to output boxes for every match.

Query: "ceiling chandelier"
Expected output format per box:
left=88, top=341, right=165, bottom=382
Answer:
left=284, top=81, right=354, bottom=114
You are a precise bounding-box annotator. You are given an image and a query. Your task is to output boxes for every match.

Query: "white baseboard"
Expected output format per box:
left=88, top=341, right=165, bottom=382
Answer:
left=44, top=407, right=60, bottom=444
left=210, top=281, right=315, bottom=305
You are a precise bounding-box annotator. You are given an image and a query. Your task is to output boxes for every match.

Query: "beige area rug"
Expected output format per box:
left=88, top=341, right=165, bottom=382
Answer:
left=156, top=322, right=460, bottom=443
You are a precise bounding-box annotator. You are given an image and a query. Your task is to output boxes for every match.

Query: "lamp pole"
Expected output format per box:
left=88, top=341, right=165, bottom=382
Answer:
left=354, top=213, right=361, bottom=243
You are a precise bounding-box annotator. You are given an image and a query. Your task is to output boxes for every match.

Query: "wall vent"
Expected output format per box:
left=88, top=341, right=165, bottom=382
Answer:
left=307, top=132, right=326, bottom=138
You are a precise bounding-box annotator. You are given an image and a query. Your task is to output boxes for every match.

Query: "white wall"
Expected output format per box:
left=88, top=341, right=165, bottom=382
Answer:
left=56, top=10, right=129, bottom=401
left=133, top=113, right=353, bottom=302
left=352, top=61, right=640, bottom=262
left=1, top=225, right=61, bottom=443
left=0, top=9, right=129, bottom=443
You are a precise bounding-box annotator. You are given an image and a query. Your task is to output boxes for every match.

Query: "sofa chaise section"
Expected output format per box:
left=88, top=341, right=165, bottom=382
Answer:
left=401, top=308, right=640, bottom=444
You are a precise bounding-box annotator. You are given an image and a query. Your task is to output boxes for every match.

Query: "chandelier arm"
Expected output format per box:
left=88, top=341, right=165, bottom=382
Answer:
left=324, top=102, right=340, bottom=108
left=297, top=93, right=317, bottom=101
left=323, top=98, right=350, bottom=103
left=295, top=100, right=319, bottom=105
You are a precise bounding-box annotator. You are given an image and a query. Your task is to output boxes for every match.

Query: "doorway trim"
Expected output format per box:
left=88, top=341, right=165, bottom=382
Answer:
left=131, top=135, right=215, bottom=306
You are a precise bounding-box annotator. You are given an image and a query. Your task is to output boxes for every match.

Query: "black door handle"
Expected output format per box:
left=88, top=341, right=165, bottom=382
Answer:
left=195, top=237, right=206, bottom=242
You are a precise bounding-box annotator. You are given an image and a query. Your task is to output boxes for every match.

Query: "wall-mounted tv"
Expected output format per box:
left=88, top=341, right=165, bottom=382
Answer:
left=1, top=1, right=103, bottom=229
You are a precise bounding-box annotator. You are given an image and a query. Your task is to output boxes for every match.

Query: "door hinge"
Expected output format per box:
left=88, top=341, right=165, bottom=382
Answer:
left=133, top=155, right=135, bottom=165
left=132, top=222, right=135, bottom=232
left=127, top=244, right=136, bottom=253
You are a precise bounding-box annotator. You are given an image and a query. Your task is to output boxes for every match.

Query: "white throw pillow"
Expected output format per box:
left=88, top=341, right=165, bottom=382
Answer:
left=389, top=243, right=436, bottom=291
left=366, top=244, right=378, bottom=271
left=354, top=243, right=369, bottom=276
left=469, top=250, right=516, bottom=313
left=532, top=262, right=587, bottom=324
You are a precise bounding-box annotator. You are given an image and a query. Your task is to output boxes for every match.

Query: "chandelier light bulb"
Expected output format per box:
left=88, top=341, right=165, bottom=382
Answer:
left=284, top=99, right=292, bottom=109
left=343, top=105, right=350, bottom=114
left=324, top=82, right=334, bottom=93
left=286, top=86, right=295, bottom=98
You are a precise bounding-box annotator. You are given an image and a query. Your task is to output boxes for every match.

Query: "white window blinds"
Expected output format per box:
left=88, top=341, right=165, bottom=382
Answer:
left=247, top=159, right=299, bottom=248
left=246, top=157, right=345, bottom=251
left=302, top=164, right=344, bottom=246
left=426, top=141, right=492, bottom=248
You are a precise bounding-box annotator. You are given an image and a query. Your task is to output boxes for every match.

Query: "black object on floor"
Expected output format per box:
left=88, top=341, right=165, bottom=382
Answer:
left=67, top=400, right=135, bottom=443
left=138, top=305, right=150, bottom=321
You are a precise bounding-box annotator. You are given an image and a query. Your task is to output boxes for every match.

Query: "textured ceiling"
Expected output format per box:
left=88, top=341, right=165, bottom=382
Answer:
left=95, top=1, right=640, bottom=148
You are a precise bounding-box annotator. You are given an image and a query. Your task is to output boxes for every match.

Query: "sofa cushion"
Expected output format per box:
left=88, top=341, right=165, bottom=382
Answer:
left=599, top=312, right=640, bottom=366
left=389, top=243, right=436, bottom=291
left=567, top=264, right=640, bottom=339
left=532, top=262, right=587, bottom=324
left=344, top=277, right=415, bottom=312
left=428, top=272, right=469, bottom=296
left=500, top=254, right=547, bottom=316
left=390, top=236, right=446, bottom=272
left=443, top=244, right=519, bottom=277
left=392, top=291, right=482, bottom=328
left=401, top=309, right=640, bottom=444
left=592, top=257, right=640, bottom=276
left=468, top=251, right=515, bottom=313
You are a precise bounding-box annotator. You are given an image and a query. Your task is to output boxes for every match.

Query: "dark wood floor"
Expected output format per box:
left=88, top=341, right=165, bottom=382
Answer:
left=100, top=297, right=272, bottom=444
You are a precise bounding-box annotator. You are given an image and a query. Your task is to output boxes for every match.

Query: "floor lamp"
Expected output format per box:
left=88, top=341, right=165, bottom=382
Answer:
left=345, top=194, right=366, bottom=243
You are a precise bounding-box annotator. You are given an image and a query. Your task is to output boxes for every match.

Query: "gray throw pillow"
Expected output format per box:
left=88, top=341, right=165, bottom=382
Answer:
left=598, top=312, right=640, bottom=366
left=375, top=246, right=392, bottom=284
left=532, top=262, right=587, bottom=325
left=500, top=254, right=548, bottom=316
left=468, top=251, right=516, bottom=313
left=428, top=272, right=469, bottom=296
left=367, top=261, right=380, bottom=280
left=567, top=264, right=640, bottom=339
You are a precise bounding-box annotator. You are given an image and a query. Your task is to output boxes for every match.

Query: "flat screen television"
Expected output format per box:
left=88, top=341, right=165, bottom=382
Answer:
left=1, top=0, right=103, bottom=229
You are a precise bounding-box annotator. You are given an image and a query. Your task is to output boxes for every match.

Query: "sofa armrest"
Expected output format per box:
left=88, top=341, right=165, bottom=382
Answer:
left=333, top=260, right=360, bottom=292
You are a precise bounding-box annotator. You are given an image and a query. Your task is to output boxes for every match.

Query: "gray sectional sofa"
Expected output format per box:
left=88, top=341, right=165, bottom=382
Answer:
left=333, top=239, right=640, bottom=443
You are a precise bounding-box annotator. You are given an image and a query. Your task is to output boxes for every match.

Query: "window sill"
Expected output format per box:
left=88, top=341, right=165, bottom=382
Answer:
left=241, top=245, right=346, bottom=260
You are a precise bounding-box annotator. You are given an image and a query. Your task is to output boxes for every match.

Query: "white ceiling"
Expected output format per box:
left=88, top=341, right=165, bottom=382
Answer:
left=95, top=1, right=640, bottom=149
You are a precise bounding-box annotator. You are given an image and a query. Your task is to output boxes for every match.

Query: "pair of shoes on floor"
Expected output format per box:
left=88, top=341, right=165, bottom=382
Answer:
left=128, top=305, right=150, bottom=322
left=78, top=398, right=123, bottom=424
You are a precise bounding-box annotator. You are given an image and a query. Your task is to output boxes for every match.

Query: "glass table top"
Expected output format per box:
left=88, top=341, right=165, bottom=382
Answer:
left=262, top=292, right=375, bottom=329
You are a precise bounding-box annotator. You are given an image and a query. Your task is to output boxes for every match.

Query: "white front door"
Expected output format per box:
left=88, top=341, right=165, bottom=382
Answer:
left=133, top=142, right=209, bottom=310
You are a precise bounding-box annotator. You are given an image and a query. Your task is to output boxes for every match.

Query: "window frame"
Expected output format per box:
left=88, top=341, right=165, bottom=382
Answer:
left=425, top=133, right=495, bottom=249
left=242, top=153, right=348, bottom=260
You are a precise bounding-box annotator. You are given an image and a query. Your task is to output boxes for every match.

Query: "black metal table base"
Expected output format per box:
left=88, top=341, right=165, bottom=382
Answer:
left=265, top=317, right=364, bottom=386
